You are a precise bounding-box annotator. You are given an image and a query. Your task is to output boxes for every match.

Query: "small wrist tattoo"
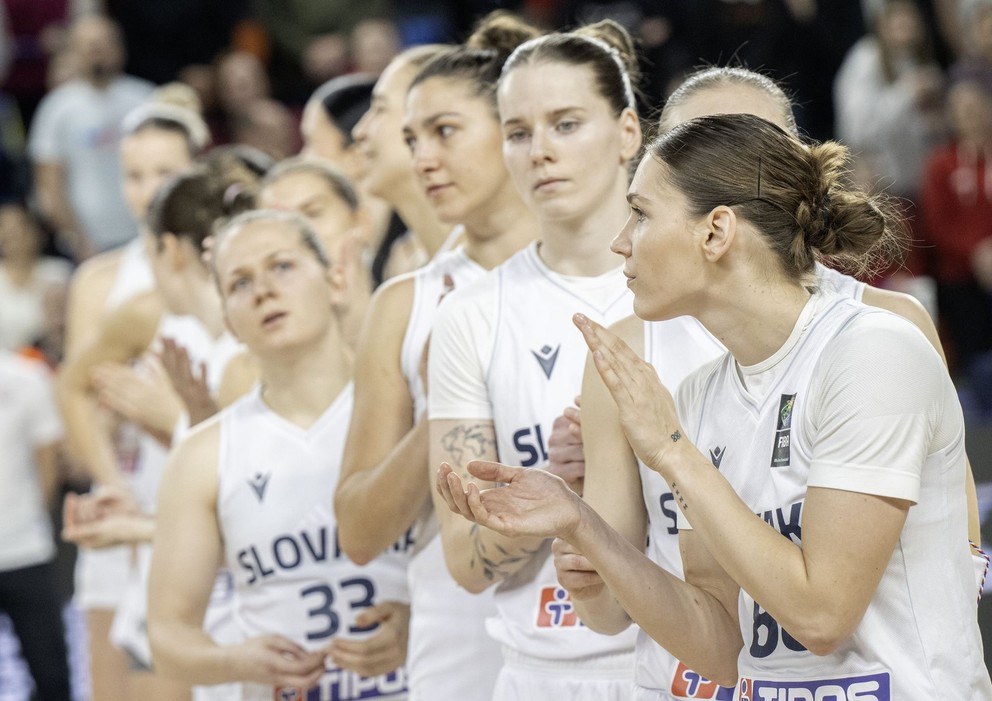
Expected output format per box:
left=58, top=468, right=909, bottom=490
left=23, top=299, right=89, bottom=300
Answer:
left=671, top=430, right=681, bottom=443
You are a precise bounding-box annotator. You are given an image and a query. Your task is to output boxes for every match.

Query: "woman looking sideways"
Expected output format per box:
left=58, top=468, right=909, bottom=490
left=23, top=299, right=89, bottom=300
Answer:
left=426, top=20, right=642, bottom=699
left=148, top=211, right=412, bottom=700
left=564, top=64, right=986, bottom=700
left=438, top=113, right=992, bottom=699
left=335, top=14, right=540, bottom=700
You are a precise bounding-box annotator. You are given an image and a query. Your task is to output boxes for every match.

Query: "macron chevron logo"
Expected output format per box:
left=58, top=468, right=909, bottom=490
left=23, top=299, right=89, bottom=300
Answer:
left=532, top=344, right=561, bottom=380
left=247, top=472, right=271, bottom=502
left=709, top=446, right=726, bottom=469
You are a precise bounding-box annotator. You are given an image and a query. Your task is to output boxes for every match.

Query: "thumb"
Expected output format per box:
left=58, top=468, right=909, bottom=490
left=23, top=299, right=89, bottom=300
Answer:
left=353, top=603, right=390, bottom=628
left=467, top=460, right=523, bottom=483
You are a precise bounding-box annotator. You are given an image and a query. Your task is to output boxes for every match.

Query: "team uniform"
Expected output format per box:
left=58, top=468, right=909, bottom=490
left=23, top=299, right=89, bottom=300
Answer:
left=397, top=244, right=503, bottom=701
left=632, top=263, right=864, bottom=700
left=74, top=238, right=156, bottom=614
left=110, top=315, right=244, bottom=670
left=218, top=384, right=411, bottom=701
left=430, top=242, right=638, bottom=699
left=673, top=291, right=992, bottom=700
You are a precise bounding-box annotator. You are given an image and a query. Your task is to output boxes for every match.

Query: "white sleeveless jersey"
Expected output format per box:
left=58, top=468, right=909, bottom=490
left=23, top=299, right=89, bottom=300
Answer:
left=398, top=245, right=500, bottom=700
left=105, top=237, right=155, bottom=310
left=218, top=385, right=411, bottom=701
left=482, top=244, right=638, bottom=661
left=676, top=294, right=992, bottom=700
left=637, top=318, right=731, bottom=699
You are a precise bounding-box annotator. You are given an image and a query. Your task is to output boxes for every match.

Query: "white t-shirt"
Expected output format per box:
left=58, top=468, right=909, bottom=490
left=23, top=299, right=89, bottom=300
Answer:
left=675, top=292, right=992, bottom=699
left=218, top=385, right=410, bottom=701
left=429, top=241, right=638, bottom=664
left=0, top=351, right=62, bottom=571
left=28, top=76, right=153, bottom=251
left=0, top=258, right=72, bottom=351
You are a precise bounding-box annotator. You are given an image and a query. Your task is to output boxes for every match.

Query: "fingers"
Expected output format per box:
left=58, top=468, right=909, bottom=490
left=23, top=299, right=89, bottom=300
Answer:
left=352, top=602, right=390, bottom=630
left=435, top=463, right=472, bottom=519
left=466, top=460, right=523, bottom=484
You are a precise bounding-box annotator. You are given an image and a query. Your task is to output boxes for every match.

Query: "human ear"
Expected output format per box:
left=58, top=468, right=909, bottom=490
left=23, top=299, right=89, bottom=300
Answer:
left=618, top=107, right=643, bottom=163
left=701, top=206, right=736, bottom=262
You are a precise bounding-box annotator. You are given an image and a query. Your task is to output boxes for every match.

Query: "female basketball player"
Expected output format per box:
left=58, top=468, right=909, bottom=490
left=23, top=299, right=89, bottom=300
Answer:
left=426, top=21, right=642, bottom=699
left=554, top=65, right=986, bottom=700
left=335, top=14, right=539, bottom=699
left=59, top=102, right=205, bottom=701
left=148, top=210, right=411, bottom=700
left=351, top=45, right=453, bottom=281
left=437, top=113, right=992, bottom=699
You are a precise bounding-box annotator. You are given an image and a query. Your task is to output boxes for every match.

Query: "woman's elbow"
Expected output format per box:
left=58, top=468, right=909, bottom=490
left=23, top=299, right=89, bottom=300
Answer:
left=789, top=613, right=858, bottom=657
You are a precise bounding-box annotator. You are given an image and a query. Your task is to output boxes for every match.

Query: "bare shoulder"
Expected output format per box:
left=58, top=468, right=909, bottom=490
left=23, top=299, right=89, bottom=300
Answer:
left=101, top=290, right=163, bottom=352
left=359, top=273, right=417, bottom=357
left=607, top=314, right=646, bottom=357
left=165, top=414, right=223, bottom=498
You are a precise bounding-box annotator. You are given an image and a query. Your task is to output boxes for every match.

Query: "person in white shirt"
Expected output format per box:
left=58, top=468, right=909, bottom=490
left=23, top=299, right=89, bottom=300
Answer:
left=0, top=351, right=69, bottom=700
left=28, top=14, right=153, bottom=260
left=438, top=112, right=992, bottom=699
left=335, top=15, right=539, bottom=699
left=427, top=19, right=643, bottom=700
left=148, top=210, right=411, bottom=700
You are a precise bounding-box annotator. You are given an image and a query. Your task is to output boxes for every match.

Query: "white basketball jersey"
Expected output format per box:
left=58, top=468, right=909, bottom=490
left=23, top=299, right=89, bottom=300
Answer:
left=637, top=318, right=732, bottom=699
left=677, top=294, right=992, bottom=700
left=218, top=385, right=411, bottom=701
left=398, top=246, right=501, bottom=701
left=105, top=237, right=155, bottom=310
left=484, top=244, right=638, bottom=661
left=811, top=262, right=865, bottom=301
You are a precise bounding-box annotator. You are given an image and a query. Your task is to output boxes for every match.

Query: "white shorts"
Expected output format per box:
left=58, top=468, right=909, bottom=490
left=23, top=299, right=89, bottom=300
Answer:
left=493, top=647, right=634, bottom=701
left=72, top=545, right=131, bottom=610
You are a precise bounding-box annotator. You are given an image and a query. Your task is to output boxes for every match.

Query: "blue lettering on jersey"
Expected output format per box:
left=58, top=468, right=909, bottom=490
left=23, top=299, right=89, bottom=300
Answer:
left=659, top=492, right=679, bottom=535
left=237, top=526, right=330, bottom=585
left=511, top=424, right=549, bottom=467
left=740, top=672, right=890, bottom=701
left=278, top=666, right=407, bottom=701
left=759, top=501, right=803, bottom=545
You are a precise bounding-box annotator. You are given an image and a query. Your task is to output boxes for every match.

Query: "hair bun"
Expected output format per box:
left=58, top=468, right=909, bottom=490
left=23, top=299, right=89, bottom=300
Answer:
left=573, top=19, right=639, bottom=87
left=467, top=10, right=542, bottom=58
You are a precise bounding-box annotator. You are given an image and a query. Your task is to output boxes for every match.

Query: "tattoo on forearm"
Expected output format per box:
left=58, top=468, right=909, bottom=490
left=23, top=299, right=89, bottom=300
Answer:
left=469, top=523, right=543, bottom=581
left=671, top=430, right=681, bottom=442
left=672, top=481, right=688, bottom=512
left=440, top=424, right=496, bottom=474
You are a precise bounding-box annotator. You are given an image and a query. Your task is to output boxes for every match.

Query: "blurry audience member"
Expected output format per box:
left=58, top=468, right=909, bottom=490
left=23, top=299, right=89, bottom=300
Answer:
left=351, top=18, right=401, bottom=76
left=0, top=349, right=70, bottom=701
left=230, top=98, right=297, bottom=160
left=215, top=50, right=270, bottom=117
left=0, top=202, right=71, bottom=351
left=835, top=0, right=945, bottom=201
left=28, top=14, right=153, bottom=261
left=950, top=0, right=992, bottom=95
left=250, top=0, right=390, bottom=96
left=150, top=82, right=204, bottom=116
left=1, top=0, right=73, bottom=124
left=922, top=79, right=992, bottom=373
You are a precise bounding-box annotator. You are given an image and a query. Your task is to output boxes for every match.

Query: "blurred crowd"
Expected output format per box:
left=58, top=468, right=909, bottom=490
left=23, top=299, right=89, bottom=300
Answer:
left=1, top=0, right=991, bottom=699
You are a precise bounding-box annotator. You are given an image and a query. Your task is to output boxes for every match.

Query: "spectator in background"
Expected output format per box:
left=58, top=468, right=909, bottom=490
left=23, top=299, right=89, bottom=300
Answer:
left=922, top=79, right=992, bottom=374
left=0, top=349, right=70, bottom=701
left=950, top=0, right=992, bottom=95
left=249, top=0, right=392, bottom=100
left=0, top=202, right=71, bottom=352
left=351, top=18, right=402, bottom=75
left=28, top=14, right=153, bottom=262
left=230, top=98, right=297, bottom=160
left=834, top=0, right=945, bottom=202
left=209, top=49, right=270, bottom=144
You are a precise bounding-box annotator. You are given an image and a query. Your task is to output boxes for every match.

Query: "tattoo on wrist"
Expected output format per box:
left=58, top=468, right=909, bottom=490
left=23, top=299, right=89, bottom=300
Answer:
left=671, top=482, right=688, bottom=511
left=671, top=430, right=681, bottom=443
left=470, top=523, right=543, bottom=581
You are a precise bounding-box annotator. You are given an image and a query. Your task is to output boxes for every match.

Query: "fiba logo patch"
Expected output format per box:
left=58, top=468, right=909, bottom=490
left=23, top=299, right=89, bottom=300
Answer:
left=770, top=394, right=796, bottom=468
left=536, top=585, right=582, bottom=628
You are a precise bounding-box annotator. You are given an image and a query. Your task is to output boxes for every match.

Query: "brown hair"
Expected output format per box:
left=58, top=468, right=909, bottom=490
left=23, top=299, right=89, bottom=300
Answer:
left=649, top=114, right=907, bottom=280
left=501, top=19, right=639, bottom=116
left=262, top=157, right=360, bottom=212
left=409, top=12, right=542, bottom=110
